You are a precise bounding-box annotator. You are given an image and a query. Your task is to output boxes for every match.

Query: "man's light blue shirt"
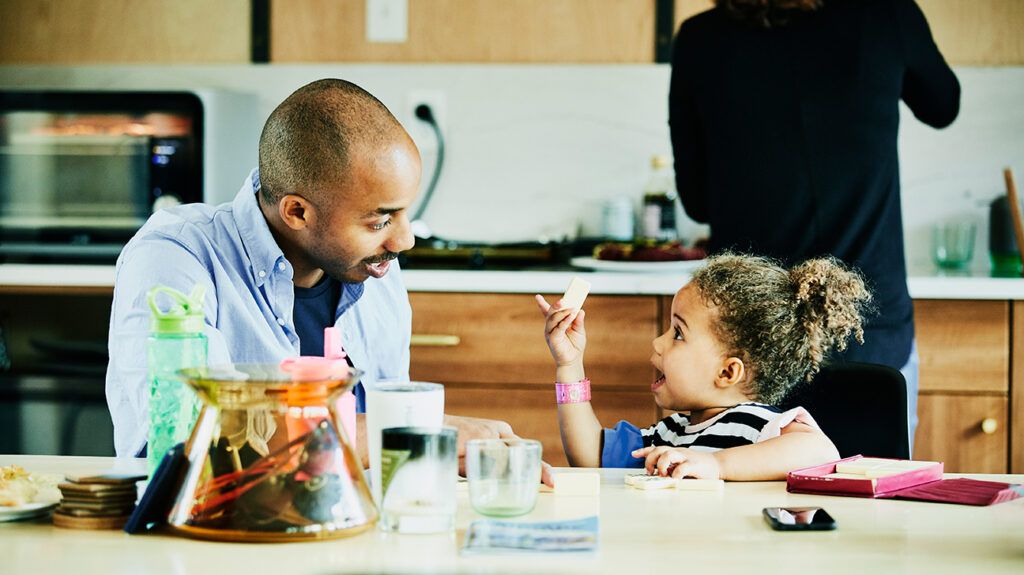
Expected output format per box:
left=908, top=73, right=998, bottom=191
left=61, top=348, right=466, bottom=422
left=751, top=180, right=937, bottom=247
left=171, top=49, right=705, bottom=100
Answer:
left=106, top=169, right=412, bottom=456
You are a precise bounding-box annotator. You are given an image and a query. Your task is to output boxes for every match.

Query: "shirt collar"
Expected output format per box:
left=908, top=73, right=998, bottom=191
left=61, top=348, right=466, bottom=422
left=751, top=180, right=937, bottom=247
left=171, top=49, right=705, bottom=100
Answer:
left=233, top=168, right=287, bottom=289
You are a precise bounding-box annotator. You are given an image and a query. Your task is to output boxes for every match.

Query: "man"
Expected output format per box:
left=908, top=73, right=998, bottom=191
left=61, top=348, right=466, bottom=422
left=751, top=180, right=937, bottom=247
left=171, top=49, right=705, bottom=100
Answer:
left=107, top=78, right=513, bottom=462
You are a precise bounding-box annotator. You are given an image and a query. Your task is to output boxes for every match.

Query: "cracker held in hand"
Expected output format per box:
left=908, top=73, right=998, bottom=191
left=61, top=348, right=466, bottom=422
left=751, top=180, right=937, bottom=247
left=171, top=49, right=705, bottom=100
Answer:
left=562, top=277, right=591, bottom=310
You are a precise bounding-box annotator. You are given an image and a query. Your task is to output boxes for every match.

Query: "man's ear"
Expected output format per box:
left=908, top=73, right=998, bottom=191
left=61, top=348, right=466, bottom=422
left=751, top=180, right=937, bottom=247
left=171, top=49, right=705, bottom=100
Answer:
left=278, top=194, right=315, bottom=231
left=715, top=357, right=746, bottom=389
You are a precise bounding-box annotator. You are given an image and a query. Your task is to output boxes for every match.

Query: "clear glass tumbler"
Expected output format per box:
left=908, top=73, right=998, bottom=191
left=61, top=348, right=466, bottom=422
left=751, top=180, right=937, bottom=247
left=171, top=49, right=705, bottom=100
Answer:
left=466, top=438, right=542, bottom=517
left=933, top=220, right=977, bottom=269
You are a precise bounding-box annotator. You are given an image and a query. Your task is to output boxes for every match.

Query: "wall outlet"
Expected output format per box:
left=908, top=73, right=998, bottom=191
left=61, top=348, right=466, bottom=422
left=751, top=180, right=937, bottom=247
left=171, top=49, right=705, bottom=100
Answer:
left=406, top=89, right=447, bottom=153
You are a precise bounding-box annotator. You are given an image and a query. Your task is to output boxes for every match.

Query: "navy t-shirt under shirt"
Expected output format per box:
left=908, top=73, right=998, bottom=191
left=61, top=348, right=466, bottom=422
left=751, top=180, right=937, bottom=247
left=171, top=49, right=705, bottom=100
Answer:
left=293, top=275, right=342, bottom=357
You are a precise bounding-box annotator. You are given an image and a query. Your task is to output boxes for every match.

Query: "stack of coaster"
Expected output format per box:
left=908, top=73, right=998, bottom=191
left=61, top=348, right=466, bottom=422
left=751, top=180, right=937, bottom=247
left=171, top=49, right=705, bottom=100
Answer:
left=52, top=473, right=147, bottom=530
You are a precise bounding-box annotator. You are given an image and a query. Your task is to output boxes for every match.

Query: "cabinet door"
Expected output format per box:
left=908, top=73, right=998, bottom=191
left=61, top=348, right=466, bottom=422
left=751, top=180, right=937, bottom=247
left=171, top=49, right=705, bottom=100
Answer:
left=0, top=0, right=249, bottom=64
left=410, top=292, right=659, bottom=466
left=410, top=293, right=657, bottom=388
left=914, top=394, right=1008, bottom=473
left=272, top=0, right=654, bottom=63
left=444, top=384, right=656, bottom=467
left=914, top=300, right=1008, bottom=393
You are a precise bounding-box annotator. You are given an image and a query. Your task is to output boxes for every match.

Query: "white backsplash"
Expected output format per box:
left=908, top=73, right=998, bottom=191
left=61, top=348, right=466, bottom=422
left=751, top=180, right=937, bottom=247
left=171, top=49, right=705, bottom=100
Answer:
left=1, top=64, right=1021, bottom=270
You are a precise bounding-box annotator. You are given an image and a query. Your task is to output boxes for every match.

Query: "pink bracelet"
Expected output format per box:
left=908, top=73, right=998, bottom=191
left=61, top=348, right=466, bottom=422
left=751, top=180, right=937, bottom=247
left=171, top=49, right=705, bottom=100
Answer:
left=555, top=379, right=592, bottom=404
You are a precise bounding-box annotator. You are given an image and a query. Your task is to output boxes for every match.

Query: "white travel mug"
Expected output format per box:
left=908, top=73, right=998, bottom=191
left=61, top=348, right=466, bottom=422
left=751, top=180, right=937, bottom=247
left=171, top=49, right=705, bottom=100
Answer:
left=365, top=381, right=445, bottom=505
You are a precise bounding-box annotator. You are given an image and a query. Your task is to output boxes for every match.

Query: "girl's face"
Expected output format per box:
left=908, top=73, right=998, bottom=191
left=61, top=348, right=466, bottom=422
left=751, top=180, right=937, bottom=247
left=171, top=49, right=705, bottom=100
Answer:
left=650, top=284, right=729, bottom=412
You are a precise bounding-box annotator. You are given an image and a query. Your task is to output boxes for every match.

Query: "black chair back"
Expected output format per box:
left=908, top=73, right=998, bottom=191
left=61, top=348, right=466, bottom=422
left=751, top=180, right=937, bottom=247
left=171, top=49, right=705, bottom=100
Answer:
left=780, top=362, right=909, bottom=460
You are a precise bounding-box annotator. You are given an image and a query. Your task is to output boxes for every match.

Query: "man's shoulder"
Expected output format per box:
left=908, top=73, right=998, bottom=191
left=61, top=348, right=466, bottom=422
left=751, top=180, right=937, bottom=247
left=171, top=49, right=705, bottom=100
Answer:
left=125, top=202, right=239, bottom=257
left=140, top=201, right=235, bottom=239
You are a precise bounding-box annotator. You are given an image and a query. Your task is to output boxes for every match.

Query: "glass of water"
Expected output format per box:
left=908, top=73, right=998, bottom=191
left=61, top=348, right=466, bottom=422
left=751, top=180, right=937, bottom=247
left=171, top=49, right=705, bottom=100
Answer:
left=932, top=220, right=977, bottom=269
left=466, top=438, right=542, bottom=517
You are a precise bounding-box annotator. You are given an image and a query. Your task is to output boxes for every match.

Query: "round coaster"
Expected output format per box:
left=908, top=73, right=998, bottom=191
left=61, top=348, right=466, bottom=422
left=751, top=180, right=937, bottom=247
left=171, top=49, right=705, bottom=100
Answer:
left=52, top=509, right=130, bottom=530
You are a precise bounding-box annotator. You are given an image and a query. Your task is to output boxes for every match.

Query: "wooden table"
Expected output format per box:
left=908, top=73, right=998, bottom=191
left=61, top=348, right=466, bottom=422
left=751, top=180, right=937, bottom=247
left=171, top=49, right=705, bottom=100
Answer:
left=2, top=455, right=1022, bottom=574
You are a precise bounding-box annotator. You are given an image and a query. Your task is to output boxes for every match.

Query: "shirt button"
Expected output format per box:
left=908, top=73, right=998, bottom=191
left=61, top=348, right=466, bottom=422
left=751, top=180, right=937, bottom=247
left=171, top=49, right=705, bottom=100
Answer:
left=277, top=262, right=286, bottom=271
left=276, top=317, right=285, bottom=326
left=258, top=270, right=266, bottom=278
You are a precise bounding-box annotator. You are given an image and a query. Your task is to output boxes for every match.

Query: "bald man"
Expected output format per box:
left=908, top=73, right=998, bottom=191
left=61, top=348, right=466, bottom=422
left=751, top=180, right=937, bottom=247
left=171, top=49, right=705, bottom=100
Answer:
left=106, top=79, right=513, bottom=463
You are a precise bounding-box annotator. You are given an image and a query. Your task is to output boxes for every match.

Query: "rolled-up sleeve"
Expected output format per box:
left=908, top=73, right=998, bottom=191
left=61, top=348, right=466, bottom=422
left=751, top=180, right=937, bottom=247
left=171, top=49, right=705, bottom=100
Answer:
left=601, top=420, right=646, bottom=468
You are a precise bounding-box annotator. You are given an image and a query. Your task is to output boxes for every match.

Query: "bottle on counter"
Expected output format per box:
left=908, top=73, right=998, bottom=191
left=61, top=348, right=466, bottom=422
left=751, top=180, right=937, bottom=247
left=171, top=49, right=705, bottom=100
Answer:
left=990, top=195, right=1023, bottom=276
left=640, top=154, right=679, bottom=242
left=147, top=285, right=207, bottom=476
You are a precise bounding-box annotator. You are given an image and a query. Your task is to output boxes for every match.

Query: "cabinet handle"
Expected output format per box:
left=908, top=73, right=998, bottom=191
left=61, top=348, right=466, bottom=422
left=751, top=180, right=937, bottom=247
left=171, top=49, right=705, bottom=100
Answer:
left=981, top=418, right=998, bottom=435
left=411, top=334, right=461, bottom=347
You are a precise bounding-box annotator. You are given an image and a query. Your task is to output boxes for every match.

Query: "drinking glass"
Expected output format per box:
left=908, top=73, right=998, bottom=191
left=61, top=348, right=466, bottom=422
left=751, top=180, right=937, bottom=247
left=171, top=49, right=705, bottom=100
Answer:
left=466, top=438, right=542, bottom=517
left=379, top=427, right=457, bottom=534
left=933, top=220, right=977, bottom=269
left=365, top=381, right=444, bottom=505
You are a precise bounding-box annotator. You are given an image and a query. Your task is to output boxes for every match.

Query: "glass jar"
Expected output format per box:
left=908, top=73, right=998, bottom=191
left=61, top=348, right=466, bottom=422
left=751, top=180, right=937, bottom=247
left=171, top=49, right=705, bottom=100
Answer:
left=167, top=363, right=376, bottom=542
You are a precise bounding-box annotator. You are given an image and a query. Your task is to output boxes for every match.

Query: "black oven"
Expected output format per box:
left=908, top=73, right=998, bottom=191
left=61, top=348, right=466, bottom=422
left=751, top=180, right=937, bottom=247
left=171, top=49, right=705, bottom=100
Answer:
left=0, top=91, right=204, bottom=263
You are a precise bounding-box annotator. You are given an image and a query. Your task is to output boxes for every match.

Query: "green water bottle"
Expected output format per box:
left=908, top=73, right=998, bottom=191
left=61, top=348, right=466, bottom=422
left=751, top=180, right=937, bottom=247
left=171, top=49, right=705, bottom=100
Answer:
left=147, top=285, right=207, bottom=476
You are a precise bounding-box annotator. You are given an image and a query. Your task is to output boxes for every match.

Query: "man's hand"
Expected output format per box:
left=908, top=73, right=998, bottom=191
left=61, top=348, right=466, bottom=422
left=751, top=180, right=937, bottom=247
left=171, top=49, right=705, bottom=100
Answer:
left=631, top=445, right=722, bottom=479
left=443, top=414, right=554, bottom=487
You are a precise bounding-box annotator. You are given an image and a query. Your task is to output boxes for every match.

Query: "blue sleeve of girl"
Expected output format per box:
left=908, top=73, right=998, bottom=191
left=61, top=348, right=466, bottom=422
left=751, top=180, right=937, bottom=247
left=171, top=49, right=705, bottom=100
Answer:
left=601, top=420, right=646, bottom=468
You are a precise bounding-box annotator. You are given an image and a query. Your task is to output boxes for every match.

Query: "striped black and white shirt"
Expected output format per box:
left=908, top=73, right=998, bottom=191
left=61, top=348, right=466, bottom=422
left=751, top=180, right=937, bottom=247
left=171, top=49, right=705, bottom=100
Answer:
left=600, top=403, right=819, bottom=467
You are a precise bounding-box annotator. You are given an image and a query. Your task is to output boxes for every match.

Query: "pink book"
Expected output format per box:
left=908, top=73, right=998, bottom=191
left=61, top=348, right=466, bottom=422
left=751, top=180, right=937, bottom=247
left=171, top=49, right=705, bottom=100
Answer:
left=787, top=455, right=1021, bottom=506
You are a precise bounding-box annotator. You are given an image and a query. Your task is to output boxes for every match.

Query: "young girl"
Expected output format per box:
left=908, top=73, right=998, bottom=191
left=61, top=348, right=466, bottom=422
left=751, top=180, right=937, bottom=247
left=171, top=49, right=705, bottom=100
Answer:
left=535, top=253, right=871, bottom=480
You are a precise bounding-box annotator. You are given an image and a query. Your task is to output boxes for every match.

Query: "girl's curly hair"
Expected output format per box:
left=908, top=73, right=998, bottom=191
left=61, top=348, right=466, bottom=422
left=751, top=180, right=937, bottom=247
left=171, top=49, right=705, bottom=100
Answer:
left=715, top=0, right=823, bottom=28
left=690, top=253, right=872, bottom=404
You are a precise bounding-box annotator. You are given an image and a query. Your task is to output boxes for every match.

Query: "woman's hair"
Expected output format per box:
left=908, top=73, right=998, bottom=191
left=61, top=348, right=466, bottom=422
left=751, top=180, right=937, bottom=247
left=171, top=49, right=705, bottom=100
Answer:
left=690, top=253, right=872, bottom=404
left=714, top=0, right=822, bottom=28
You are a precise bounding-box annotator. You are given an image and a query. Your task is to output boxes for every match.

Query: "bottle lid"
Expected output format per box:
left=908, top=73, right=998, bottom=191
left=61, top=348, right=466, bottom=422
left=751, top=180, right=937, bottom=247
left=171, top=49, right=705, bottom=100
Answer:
left=650, top=154, right=671, bottom=169
left=148, top=285, right=206, bottom=335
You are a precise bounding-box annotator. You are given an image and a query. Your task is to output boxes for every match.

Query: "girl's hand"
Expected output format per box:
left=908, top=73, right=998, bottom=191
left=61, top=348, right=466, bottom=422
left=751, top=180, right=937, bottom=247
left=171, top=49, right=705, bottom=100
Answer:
left=631, top=445, right=722, bottom=479
left=534, top=294, right=587, bottom=367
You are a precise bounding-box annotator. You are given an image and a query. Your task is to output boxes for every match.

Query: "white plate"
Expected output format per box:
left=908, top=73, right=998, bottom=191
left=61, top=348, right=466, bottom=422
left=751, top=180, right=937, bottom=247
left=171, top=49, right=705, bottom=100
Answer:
left=570, top=256, right=706, bottom=274
left=0, top=501, right=58, bottom=523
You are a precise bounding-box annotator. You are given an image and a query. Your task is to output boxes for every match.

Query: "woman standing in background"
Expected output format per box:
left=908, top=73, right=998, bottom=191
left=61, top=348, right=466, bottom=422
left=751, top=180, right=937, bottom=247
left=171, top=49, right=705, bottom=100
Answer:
left=669, top=0, right=960, bottom=447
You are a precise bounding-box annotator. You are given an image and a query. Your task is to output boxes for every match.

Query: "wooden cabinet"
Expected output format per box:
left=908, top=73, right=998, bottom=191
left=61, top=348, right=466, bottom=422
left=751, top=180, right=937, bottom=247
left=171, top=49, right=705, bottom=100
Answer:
left=411, top=292, right=1021, bottom=472
left=913, top=300, right=1012, bottom=473
left=4, top=0, right=1022, bottom=65
left=915, top=394, right=1008, bottom=474
left=409, top=292, right=660, bottom=466
left=0, top=0, right=249, bottom=64
left=272, top=0, right=654, bottom=63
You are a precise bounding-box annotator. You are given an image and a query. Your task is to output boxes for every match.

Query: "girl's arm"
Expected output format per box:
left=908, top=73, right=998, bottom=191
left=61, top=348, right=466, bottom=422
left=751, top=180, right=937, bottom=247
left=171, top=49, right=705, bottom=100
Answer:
left=535, top=294, right=604, bottom=468
left=555, top=362, right=603, bottom=467
left=634, top=421, right=839, bottom=480
left=713, top=422, right=840, bottom=481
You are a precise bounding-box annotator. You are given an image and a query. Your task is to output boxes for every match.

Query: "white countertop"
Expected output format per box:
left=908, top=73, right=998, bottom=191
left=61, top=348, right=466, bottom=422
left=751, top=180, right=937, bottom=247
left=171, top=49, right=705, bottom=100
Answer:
left=2, top=455, right=1022, bottom=575
left=2, top=263, right=1024, bottom=299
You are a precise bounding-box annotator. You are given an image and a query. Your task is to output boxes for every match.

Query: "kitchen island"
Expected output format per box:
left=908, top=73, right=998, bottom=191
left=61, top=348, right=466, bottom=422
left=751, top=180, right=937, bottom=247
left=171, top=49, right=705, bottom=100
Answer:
left=1, top=454, right=1022, bottom=575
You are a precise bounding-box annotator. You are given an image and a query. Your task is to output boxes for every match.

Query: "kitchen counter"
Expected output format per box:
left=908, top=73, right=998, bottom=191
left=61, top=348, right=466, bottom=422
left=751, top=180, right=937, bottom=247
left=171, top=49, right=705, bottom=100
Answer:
left=1, top=454, right=1022, bottom=575
left=2, top=263, right=1024, bottom=299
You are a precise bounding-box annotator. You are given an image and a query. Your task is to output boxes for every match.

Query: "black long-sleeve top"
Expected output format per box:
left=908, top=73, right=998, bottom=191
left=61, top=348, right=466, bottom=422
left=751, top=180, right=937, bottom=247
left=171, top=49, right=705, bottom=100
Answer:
left=670, top=0, right=960, bottom=368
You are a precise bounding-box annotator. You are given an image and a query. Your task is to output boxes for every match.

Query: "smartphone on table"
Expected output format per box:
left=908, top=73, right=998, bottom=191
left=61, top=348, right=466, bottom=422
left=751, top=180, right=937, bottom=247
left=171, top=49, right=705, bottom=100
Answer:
left=762, top=507, right=837, bottom=531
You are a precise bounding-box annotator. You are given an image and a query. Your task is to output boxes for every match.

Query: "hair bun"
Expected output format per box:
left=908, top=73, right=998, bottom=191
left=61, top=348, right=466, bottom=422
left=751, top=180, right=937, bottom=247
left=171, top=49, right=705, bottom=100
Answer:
left=789, top=257, right=872, bottom=355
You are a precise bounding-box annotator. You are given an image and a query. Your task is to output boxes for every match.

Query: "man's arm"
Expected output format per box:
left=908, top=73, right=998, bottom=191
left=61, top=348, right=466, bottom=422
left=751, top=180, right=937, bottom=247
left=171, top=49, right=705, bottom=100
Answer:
left=106, top=236, right=230, bottom=457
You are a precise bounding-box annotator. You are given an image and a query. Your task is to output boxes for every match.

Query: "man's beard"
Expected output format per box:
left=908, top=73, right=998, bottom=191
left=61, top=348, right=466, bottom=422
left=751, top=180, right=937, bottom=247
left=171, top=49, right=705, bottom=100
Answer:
left=312, top=247, right=400, bottom=283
